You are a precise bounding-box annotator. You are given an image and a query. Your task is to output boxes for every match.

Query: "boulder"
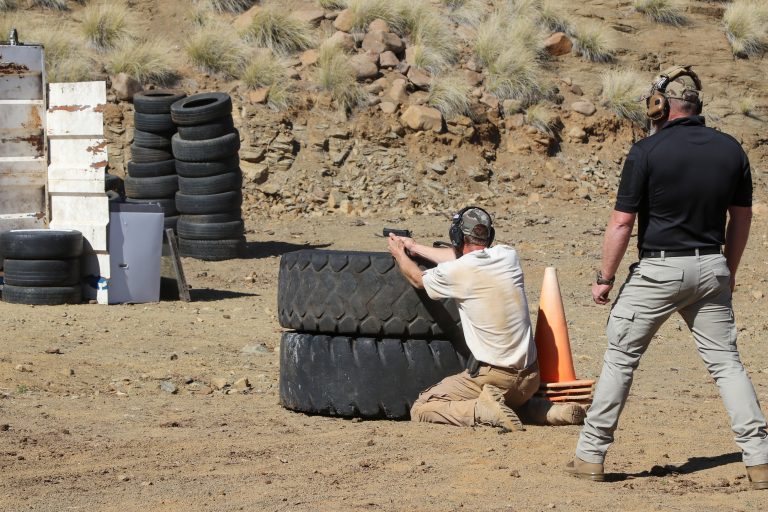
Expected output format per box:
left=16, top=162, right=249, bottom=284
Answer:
left=567, top=126, right=588, bottom=143
left=113, top=73, right=143, bottom=101
left=544, top=32, right=573, bottom=57
left=291, top=8, right=325, bottom=25
left=401, top=105, right=443, bottom=132
left=300, top=49, right=320, bottom=67
left=333, top=9, right=355, bottom=32
left=362, top=30, right=404, bottom=54
left=408, top=91, right=429, bottom=105
left=380, top=101, right=397, bottom=114
left=368, top=19, right=390, bottom=32
left=327, top=31, right=356, bottom=51
left=388, top=78, right=408, bottom=104
left=407, top=67, right=431, bottom=89
left=379, top=51, right=399, bottom=68
left=349, top=54, right=379, bottom=80
left=571, top=100, right=596, bottom=116
left=464, top=69, right=483, bottom=87
left=366, top=77, right=388, bottom=94
left=248, top=87, right=270, bottom=104
left=480, top=93, right=499, bottom=110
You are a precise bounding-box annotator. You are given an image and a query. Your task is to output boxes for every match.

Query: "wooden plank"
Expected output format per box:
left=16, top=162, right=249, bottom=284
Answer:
left=165, top=228, right=190, bottom=302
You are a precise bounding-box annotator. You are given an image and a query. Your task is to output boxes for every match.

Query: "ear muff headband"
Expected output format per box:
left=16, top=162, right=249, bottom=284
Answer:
left=645, top=65, right=703, bottom=121
left=449, top=206, right=495, bottom=251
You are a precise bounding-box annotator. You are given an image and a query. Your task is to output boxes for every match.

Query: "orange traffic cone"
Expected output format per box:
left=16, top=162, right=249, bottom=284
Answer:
left=534, top=267, right=577, bottom=383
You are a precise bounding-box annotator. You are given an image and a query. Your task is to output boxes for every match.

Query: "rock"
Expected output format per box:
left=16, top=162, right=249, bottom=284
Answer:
left=339, top=200, right=353, bottom=214
left=113, top=73, right=143, bottom=101
left=118, top=474, right=130, bottom=482
left=291, top=8, right=325, bottom=25
left=44, top=347, right=62, bottom=354
left=400, top=105, right=443, bottom=132
left=300, top=49, right=320, bottom=66
left=241, top=149, right=265, bottom=163
left=61, top=368, right=75, bottom=377
left=464, top=70, right=483, bottom=87
left=380, top=101, right=397, bottom=114
left=15, top=364, right=31, bottom=372
left=544, top=32, right=573, bottom=57
left=387, top=79, right=408, bottom=104
left=379, top=51, right=399, bottom=68
left=0, top=424, right=9, bottom=431
left=466, top=166, right=489, bottom=182
left=464, top=57, right=481, bottom=72
left=369, top=19, right=389, bottom=32
left=327, top=31, right=356, bottom=52
left=362, top=31, right=387, bottom=54
left=567, top=126, right=588, bottom=143
left=430, top=162, right=446, bottom=174
left=408, top=91, right=429, bottom=105
left=210, top=377, right=229, bottom=390
left=248, top=87, right=270, bottom=104
left=570, top=84, right=583, bottom=96
left=752, top=290, right=764, bottom=300
left=241, top=343, right=270, bottom=354
left=333, top=9, right=354, bottom=32
left=407, top=67, right=431, bottom=89
left=480, top=93, right=499, bottom=110
left=160, top=381, right=178, bottom=394
left=232, top=377, right=251, bottom=390
left=366, top=77, right=388, bottom=94
left=349, top=54, right=379, bottom=80
left=571, top=100, right=596, bottom=116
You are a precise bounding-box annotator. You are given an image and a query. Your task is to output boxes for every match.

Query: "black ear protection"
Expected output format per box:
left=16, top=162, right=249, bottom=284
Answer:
left=645, top=65, right=703, bottom=121
left=449, top=206, right=495, bottom=251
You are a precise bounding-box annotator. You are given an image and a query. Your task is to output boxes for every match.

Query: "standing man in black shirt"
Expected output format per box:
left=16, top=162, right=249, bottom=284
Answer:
left=564, top=66, right=768, bottom=489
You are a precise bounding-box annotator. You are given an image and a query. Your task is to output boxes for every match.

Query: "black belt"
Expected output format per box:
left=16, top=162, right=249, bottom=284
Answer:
left=640, top=246, right=721, bottom=258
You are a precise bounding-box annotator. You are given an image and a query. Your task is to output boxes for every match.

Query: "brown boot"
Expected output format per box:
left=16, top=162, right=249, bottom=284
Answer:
left=747, top=464, right=768, bottom=490
left=564, top=457, right=605, bottom=482
left=474, top=384, right=524, bottom=432
left=517, top=397, right=587, bottom=426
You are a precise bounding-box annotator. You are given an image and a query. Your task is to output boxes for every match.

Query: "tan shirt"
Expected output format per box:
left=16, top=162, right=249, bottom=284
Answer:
left=421, top=245, right=536, bottom=369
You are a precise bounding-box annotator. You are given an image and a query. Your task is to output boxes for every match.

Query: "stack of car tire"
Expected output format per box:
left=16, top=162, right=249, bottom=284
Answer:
left=126, top=90, right=187, bottom=232
left=170, top=92, right=244, bottom=261
left=0, top=230, right=83, bottom=305
left=277, top=249, right=468, bottom=420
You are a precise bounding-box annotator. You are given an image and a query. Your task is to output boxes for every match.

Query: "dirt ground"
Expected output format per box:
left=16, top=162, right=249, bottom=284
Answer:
left=2, top=197, right=768, bottom=512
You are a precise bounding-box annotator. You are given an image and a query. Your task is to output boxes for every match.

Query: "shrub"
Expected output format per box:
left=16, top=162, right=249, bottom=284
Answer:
left=473, top=14, right=506, bottom=66
left=47, top=56, right=93, bottom=83
left=346, top=0, right=403, bottom=33
left=106, top=38, right=178, bottom=85
left=318, top=0, right=348, bottom=9
left=317, top=40, right=366, bottom=112
left=428, top=73, right=472, bottom=119
left=736, top=96, right=757, bottom=117
left=485, top=48, right=551, bottom=105
left=186, top=25, right=245, bottom=77
left=81, top=2, right=130, bottom=52
left=204, top=0, right=257, bottom=13
left=600, top=69, right=647, bottom=127
left=440, top=0, right=485, bottom=26
left=240, top=50, right=292, bottom=110
left=29, top=0, right=67, bottom=10
left=400, top=1, right=457, bottom=72
left=474, top=13, right=544, bottom=66
left=0, top=0, right=17, bottom=12
left=539, top=1, right=573, bottom=34
left=723, top=1, right=768, bottom=57
left=571, top=22, right=615, bottom=63
left=634, top=0, right=687, bottom=26
left=241, top=4, right=315, bottom=54
left=525, top=104, right=559, bottom=137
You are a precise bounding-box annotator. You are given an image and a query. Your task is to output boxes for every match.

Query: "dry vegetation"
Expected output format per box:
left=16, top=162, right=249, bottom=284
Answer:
left=723, top=0, right=768, bottom=58
left=634, top=0, right=687, bottom=26
left=600, top=69, right=647, bottom=127
left=81, top=2, right=130, bottom=51
left=106, top=38, right=177, bottom=85
left=317, top=40, right=367, bottom=112
left=427, top=73, right=472, bottom=119
left=201, top=0, right=256, bottom=13
left=240, top=4, right=315, bottom=54
left=571, top=22, right=615, bottom=63
left=186, top=25, right=245, bottom=77
left=241, top=50, right=292, bottom=110
left=0, top=0, right=18, bottom=12
left=29, top=0, right=67, bottom=10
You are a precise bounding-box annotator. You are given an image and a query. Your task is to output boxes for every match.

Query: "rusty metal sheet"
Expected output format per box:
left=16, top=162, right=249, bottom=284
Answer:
left=0, top=45, right=44, bottom=100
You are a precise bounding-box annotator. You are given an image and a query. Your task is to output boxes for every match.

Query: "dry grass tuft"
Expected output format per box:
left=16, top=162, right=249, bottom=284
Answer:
left=474, top=13, right=544, bottom=66
left=241, top=4, right=315, bottom=54
left=106, top=38, right=178, bottom=85
left=600, top=69, right=647, bottom=127
left=401, top=1, right=458, bottom=72
left=30, top=0, right=67, bottom=10
left=318, top=0, right=348, bottom=9
left=81, top=2, right=130, bottom=52
left=0, top=0, right=18, bottom=12
left=485, top=47, right=551, bottom=105
left=571, top=22, right=616, bottom=63
left=204, top=0, right=257, bottom=13
left=47, top=55, right=93, bottom=83
left=317, top=40, right=367, bottom=112
left=525, top=103, right=559, bottom=137
left=723, top=0, right=768, bottom=58
left=186, top=25, right=245, bottom=77
left=634, top=0, right=687, bottom=26
left=440, top=0, right=485, bottom=26
left=240, top=50, right=292, bottom=110
left=539, top=1, right=573, bottom=34
left=428, top=73, right=472, bottom=119
left=736, top=96, right=758, bottom=117
left=346, top=0, right=403, bottom=33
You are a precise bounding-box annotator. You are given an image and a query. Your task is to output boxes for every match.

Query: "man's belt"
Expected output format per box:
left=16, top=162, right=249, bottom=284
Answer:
left=640, top=246, right=721, bottom=258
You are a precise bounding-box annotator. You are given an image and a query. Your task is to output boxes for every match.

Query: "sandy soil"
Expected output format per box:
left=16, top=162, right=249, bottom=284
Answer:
left=2, top=198, right=767, bottom=512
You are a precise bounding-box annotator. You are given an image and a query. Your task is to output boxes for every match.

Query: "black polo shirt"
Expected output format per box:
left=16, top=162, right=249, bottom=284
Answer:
left=615, top=116, right=752, bottom=251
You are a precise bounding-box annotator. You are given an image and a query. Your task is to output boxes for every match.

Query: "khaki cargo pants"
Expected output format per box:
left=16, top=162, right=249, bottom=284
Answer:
left=577, top=254, right=768, bottom=466
left=410, top=361, right=540, bottom=426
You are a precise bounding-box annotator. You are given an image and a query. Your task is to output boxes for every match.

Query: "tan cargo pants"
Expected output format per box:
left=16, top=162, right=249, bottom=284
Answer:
left=410, top=361, right=540, bottom=426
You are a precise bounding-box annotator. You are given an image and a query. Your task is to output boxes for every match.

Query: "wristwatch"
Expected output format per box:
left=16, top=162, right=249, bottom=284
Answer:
left=596, top=270, right=615, bottom=286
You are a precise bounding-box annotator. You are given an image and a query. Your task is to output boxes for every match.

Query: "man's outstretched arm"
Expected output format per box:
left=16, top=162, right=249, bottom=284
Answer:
left=390, top=235, right=456, bottom=264
left=388, top=235, right=424, bottom=289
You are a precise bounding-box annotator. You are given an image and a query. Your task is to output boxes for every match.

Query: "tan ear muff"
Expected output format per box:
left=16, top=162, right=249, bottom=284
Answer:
left=646, top=90, right=669, bottom=121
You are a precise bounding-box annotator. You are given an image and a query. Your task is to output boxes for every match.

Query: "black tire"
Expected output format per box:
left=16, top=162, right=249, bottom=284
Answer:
left=133, top=90, right=187, bottom=114
left=124, top=174, right=179, bottom=199
left=134, top=112, right=175, bottom=132
left=105, top=173, right=124, bottom=195
left=127, top=159, right=176, bottom=178
left=124, top=197, right=178, bottom=216
left=279, top=332, right=468, bottom=419
left=130, top=144, right=174, bottom=164
left=175, top=156, right=239, bottom=178
left=107, top=190, right=122, bottom=202
left=278, top=250, right=463, bottom=339
left=179, top=211, right=241, bottom=224
left=177, top=219, right=244, bottom=240
left=175, top=191, right=242, bottom=215
left=2, top=284, right=81, bottom=305
left=133, top=129, right=173, bottom=149
left=178, top=171, right=242, bottom=195
left=171, top=92, right=232, bottom=126
left=171, top=131, right=240, bottom=163
left=177, top=116, right=235, bottom=141
left=0, top=230, right=83, bottom=260
left=3, top=258, right=80, bottom=287
left=178, top=237, right=244, bottom=261
left=164, top=215, right=179, bottom=231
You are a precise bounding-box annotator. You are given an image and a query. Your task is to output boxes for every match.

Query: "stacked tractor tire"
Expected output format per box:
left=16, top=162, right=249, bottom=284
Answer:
left=170, top=93, right=245, bottom=261
left=277, top=250, right=468, bottom=420
left=0, top=230, right=83, bottom=305
left=126, top=90, right=187, bottom=232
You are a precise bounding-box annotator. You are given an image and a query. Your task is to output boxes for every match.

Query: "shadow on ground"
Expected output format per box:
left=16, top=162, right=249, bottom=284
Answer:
left=241, top=241, right=331, bottom=259
left=605, top=452, right=742, bottom=482
left=189, top=288, right=261, bottom=302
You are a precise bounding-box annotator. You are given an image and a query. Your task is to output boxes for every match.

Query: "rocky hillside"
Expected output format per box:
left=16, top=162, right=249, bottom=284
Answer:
left=3, top=0, right=767, bottom=222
